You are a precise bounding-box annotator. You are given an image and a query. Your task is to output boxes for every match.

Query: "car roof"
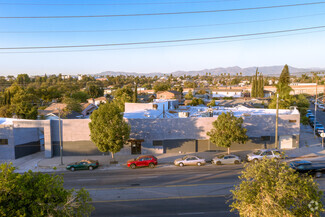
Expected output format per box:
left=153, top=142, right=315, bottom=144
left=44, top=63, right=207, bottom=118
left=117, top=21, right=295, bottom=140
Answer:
left=138, top=155, right=155, bottom=158
left=291, top=160, right=312, bottom=165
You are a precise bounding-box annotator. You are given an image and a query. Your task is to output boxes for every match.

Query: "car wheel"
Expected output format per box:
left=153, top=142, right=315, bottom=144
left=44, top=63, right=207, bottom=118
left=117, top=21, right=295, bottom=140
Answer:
left=88, top=166, right=94, bottom=170
left=216, top=161, right=221, bottom=165
left=70, top=167, right=75, bottom=171
left=130, top=164, right=136, bottom=169
left=253, top=159, right=259, bottom=163
left=149, top=163, right=155, bottom=168
left=197, top=162, right=202, bottom=166
left=315, top=171, right=322, bottom=178
left=234, top=160, right=240, bottom=164
left=179, top=163, right=184, bottom=167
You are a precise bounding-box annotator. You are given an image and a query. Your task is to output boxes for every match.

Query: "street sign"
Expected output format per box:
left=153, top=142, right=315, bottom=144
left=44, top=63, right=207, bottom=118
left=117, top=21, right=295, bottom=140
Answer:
left=321, top=133, right=325, bottom=138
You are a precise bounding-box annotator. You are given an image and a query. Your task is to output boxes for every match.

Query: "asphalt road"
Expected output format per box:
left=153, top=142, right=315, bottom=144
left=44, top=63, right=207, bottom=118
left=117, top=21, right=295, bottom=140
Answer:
left=60, top=163, right=325, bottom=217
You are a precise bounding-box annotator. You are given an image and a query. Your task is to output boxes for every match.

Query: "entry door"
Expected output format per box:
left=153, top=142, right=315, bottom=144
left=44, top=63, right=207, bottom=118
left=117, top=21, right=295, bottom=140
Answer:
left=131, top=142, right=141, bottom=155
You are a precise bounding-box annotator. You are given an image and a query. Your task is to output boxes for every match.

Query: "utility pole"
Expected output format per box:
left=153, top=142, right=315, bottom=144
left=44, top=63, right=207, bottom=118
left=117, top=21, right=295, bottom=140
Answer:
left=57, top=108, right=63, bottom=165
left=275, top=94, right=279, bottom=149
left=314, top=78, right=318, bottom=137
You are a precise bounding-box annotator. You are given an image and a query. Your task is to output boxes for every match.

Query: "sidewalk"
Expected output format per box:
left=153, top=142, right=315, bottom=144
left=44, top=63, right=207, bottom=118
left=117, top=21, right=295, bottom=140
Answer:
left=2, top=124, right=325, bottom=173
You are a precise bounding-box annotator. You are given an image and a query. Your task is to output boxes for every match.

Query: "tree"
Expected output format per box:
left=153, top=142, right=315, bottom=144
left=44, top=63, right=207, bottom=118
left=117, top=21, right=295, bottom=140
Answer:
left=87, top=84, right=103, bottom=98
left=231, top=159, right=323, bottom=217
left=71, top=91, right=89, bottom=103
left=89, top=101, right=130, bottom=160
left=208, top=99, right=216, bottom=107
left=63, top=97, right=82, bottom=114
left=153, top=82, right=170, bottom=92
left=279, top=64, right=290, bottom=86
left=0, top=163, right=94, bottom=217
left=207, top=112, right=248, bottom=154
left=184, top=90, right=194, bottom=100
left=188, top=98, right=204, bottom=106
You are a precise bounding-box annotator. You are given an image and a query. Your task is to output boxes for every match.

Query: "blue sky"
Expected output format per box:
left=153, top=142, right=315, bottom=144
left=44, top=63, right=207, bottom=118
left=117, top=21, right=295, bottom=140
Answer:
left=0, top=0, right=325, bottom=75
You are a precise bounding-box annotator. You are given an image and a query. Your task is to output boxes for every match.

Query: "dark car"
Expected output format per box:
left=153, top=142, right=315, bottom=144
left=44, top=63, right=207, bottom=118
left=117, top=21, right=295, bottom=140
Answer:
left=127, top=155, right=158, bottom=169
left=289, top=160, right=325, bottom=178
left=66, top=159, right=99, bottom=171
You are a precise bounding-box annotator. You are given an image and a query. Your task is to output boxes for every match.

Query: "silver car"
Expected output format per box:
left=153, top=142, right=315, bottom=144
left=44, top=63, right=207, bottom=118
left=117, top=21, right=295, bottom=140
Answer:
left=212, top=154, right=241, bottom=165
left=246, top=149, right=282, bottom=163
left=174, top=155, right=206, bottom=167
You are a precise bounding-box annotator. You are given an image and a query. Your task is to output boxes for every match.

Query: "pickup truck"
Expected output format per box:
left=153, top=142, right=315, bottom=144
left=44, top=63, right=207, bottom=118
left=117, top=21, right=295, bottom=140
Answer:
left=289, top=160, right=325, bottom=178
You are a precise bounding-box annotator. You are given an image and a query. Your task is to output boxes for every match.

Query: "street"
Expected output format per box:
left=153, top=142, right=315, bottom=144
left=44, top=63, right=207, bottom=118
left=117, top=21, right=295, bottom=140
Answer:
left=60, top=164, right=325, bottom=217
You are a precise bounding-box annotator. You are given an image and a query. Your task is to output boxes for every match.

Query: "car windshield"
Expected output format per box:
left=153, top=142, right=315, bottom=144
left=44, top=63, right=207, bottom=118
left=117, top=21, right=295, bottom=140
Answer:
left=253, top=150, right=262, bottom=155
left=217, top=155, right=224, bottom=159
left=182, top=156, right=187, bottom=160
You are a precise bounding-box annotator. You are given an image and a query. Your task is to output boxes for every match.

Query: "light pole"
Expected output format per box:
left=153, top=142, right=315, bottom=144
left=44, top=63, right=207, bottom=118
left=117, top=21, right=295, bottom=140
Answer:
left=57, top=108, right=63, bottom=165
left=314, top=79, right=318, bottom=137
left=275, top=93, right=279, bottom=149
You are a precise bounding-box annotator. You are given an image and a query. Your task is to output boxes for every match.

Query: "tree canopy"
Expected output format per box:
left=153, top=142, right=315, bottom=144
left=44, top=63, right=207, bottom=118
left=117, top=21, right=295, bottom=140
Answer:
left=89, top=101, right=130, bottom=160
left=207, top=112, right=248, bottom=154
left=0, top=163, right=94, bottom=217
left=231, top=159, right=323, bottom=217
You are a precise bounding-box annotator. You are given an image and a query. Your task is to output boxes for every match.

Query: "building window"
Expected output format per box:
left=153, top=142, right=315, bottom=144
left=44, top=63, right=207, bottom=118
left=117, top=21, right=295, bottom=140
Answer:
left=0, top=139, right=8, bottom=145
left=289, top=120, right=297, bottom=123
left=153, top=140, right=163, bottom=146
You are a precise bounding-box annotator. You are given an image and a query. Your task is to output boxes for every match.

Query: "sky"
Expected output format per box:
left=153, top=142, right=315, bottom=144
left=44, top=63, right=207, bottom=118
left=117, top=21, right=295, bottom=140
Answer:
left=0, top=0, right=325, bottom=76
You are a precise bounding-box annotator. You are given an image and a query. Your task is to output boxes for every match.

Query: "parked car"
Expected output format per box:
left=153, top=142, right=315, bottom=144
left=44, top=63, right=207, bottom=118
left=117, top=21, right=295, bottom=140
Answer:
left=212, top=154, right=241, bottom=165
left=310, top=120, right=319, bottom=128
left=306, top=110, right=313, bottom=118
left=246, top=149, right=282, bottom=163
left=66, top=159, right=99, bottom=171
left=289, top=160, right=325, bottom=178
left=308, top=115, right=315, bottom=124
left=174, top=155, right=206, bottom=167
left=127, top=155, right=158, bottom=169
left=318, top=104, right=325, bottom=109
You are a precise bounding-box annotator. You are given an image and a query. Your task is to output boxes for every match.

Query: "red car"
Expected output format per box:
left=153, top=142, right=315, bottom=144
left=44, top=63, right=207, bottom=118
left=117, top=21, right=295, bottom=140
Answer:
left=127, top=155, right=158, bottom=169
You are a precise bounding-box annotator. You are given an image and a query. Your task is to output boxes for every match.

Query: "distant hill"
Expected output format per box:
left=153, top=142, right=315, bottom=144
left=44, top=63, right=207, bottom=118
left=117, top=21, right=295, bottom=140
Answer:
left=97, top=66, right=325, bottom=77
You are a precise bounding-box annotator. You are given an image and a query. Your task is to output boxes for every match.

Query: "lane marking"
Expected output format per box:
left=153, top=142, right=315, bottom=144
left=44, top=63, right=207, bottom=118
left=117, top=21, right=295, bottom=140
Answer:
left=91, top=194, right=229, bottom=203
left=178, top=212, right=205, bottom=215
left=84, top=182, right=237, bottom=191
left=77, top=179, right=97, bottom=181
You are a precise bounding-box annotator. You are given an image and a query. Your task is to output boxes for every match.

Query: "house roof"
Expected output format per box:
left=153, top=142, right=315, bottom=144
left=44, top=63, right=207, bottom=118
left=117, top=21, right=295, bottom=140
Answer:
left=157, top=90, right=181, bottom=95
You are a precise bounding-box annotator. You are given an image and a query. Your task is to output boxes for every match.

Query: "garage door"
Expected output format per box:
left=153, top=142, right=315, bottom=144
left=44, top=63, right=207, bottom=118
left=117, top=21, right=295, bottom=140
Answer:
left=279, top=136, right=293, bottom=149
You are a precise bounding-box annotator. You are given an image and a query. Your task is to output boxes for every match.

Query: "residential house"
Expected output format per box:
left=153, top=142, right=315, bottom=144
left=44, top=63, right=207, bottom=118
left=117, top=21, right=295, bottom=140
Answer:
left=87, top=97, right=107, bottom=106
left=156, top=90, right=182, bottom=102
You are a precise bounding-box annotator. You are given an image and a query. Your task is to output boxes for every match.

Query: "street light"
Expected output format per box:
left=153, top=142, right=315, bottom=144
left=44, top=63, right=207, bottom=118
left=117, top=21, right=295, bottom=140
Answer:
left=56, top=108, right=63, bottom=165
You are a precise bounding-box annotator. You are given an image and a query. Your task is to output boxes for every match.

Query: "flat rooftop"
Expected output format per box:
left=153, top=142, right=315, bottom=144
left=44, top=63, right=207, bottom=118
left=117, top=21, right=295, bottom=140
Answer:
left=123, top=105, right=299, bottom=119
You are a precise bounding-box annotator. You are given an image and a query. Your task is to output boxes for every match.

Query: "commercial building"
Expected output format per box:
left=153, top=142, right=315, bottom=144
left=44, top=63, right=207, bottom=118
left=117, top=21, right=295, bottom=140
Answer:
left=0, top=100, right=300, bottom=160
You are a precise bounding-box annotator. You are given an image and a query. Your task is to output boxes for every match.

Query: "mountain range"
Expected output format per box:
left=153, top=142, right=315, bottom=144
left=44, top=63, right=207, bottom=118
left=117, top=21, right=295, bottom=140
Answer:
left=97, top=65, right=325, bottom=77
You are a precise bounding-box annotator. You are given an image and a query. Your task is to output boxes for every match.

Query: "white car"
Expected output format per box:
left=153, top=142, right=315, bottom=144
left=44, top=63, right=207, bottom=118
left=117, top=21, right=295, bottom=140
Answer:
left=174, top=155, right=206, bottom=167
left=246, top=149, right=282, bottom=163
left=212, top=154, right=241, bottom=165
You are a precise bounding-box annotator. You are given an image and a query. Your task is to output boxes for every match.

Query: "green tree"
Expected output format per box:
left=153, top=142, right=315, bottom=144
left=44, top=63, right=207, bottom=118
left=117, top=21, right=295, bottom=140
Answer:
left=231, top=159, right=323, bottom=217
left=0, top=163, right=94, bottom=217
left=87, top=84, right=103, bottom=98
left=89, top=101, right=130, bottom=160
left=279, top=64, right=290, bottom=86
left=184, top=90, right=194, bottom=100
left=63, top=97, right=82, bottom=114
left=16, top=74, right=30, bottom=86
left=188, top=98, right=204, bottom=106
left=71, top=91, right=89, bottom=103
left=153, top=82, right=170, bottom=92
left=208, top=99, right=216, bottom=107
left=207, top=112, right=248, bottom=154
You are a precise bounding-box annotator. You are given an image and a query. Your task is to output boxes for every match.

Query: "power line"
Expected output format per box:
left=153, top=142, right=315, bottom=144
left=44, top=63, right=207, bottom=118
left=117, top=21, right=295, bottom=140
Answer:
left=0, top=0, right=238, bottom=6
left=1, top=25, right=325, bottom=50
left=2, top=28, right=325, bottom=54
left=1, top=12, right=325, bottom=34
left=0, top=1, right=324, bottom=19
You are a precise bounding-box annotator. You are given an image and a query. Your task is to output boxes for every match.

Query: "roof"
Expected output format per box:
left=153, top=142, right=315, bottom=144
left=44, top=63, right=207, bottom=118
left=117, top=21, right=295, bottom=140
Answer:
left=44, top=103, right=67, bottom=112
left=156, top=90, right=181, bottom=95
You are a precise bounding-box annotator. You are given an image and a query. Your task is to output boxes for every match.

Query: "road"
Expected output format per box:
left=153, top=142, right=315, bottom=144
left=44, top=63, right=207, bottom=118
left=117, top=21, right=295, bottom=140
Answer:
left=60, top=163, right=325, bottom=217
